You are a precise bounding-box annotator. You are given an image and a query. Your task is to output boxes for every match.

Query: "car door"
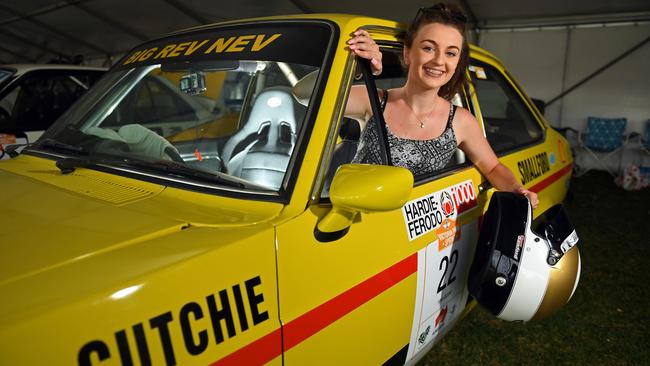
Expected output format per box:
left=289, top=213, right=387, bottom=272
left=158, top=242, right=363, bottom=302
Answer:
left=468, top=57, right=573, bottom=211
left=275, top=37, right=487, bottom=365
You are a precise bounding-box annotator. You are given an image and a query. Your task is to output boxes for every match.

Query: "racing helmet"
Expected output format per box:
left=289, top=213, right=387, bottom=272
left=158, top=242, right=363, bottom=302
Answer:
left=468, top=192, right=580, bottom=322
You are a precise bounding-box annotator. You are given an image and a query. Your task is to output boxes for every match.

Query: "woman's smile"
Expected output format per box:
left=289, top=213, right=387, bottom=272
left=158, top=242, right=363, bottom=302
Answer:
left=423, top=66, right=445, bottom=77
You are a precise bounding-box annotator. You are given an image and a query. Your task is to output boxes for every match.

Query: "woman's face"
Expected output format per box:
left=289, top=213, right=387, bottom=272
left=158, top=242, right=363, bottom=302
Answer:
left=404, top=22, right=463, bottom=90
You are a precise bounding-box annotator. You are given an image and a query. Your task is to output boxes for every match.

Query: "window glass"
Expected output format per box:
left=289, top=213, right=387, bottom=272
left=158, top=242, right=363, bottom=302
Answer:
left=469, top=62, right=543, bottom=153
left=321, top=47, right=471, bottom=199
left=37, top=23, right=332, bottom=195
left=0, top=70, right=103, bottom=132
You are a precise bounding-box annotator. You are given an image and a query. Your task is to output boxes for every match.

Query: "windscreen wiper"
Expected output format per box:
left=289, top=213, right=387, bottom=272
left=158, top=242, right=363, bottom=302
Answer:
left=117, top=159, right=249, bottom=189
left=56, top=158, right=101, bottom=174
left=30, top=138, right=88, bottom=156
left=47, top=151, right=253, bottom=189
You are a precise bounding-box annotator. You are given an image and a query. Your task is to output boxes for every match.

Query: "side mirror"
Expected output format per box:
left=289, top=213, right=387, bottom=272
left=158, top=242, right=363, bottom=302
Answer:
left=315, top=164, right=413, bottom=242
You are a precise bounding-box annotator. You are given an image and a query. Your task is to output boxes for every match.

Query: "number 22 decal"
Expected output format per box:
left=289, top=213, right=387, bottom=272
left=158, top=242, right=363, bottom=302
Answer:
left=437, top=249, right=458, bottom=293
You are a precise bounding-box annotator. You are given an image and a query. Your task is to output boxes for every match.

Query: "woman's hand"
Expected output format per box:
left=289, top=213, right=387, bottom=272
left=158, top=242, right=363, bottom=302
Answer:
left=347, top=29, right=382, bottom=75
left=515, top=186, right=539, bottom=209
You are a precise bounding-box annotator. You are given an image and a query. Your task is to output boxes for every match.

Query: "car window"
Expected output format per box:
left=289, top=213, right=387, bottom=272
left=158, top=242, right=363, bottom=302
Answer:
left=0, top=70, right=103, bottom=132
left=102, top=74, right=201, bottom=134
left=469, top=61, right=543, bottom=154
left=38, top=22, right=333, bottom=195
left=320, top=47, right=473, bottom=199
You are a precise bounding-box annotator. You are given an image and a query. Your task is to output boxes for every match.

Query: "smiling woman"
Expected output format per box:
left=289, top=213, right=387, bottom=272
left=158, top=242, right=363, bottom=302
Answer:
left=344, top=2, right=539, bottom=208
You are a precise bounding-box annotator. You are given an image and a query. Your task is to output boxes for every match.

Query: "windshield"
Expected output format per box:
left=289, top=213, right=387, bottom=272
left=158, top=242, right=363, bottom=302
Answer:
left=36, top=22, right=332, bottom=194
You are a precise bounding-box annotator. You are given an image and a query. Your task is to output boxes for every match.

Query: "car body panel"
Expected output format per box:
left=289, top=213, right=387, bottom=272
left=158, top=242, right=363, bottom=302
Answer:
left=0, top=155, right=284, bottom=366
left=0, top=13, right=573, bottom=366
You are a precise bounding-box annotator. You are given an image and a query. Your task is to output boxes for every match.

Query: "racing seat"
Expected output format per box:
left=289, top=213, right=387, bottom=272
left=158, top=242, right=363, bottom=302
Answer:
left=221, top=87, right=297, bottom=189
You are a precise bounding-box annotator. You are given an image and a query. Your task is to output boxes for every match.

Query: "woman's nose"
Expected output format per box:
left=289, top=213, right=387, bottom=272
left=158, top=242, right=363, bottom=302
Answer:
left=433, top=50, right=443, bottom=64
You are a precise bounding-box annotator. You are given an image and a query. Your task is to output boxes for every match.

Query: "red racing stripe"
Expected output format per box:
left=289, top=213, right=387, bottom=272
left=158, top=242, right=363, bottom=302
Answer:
left=211, top=253, right=418, bottom=365
left=210, top=329, right=282, bottom=366
left=530, top=163, right=572, bottom=193
left=283, top=253, right=418, bottom=349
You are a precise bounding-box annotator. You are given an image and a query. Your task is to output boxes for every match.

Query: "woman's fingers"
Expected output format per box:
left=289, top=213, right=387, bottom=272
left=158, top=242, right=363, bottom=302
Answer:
left=515, top=186, right=539, bottom=209
left=347, top=30, right=382, bottom=75
left=529, top=191, right=539, bottom=209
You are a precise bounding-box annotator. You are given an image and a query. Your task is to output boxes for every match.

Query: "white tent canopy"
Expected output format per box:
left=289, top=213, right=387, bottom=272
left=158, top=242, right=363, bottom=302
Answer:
left=1, top=0, right=647, bottom=65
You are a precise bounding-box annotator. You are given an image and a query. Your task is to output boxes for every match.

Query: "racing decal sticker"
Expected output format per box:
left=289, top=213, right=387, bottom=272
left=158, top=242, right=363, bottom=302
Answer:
left=436, top=218, right=456, bottom=251
left=116, top=23, right=333, bottom=70
left=0, top=133, right=16, bottom=145
left=123, top=34, right=282, bottom=65
left=513, top=235, right=525, bottom=261
left=518, top=152, right=550, bottom=185
left=405, top=221, right=479, bottom=362
left=402, top=180, right=477, bottom=241
left=0, top=134, right=16, bottom=154
left=449, top=180, right=478, bottom=215
left=549, top=152, right=557, bottom=166
left=77, top=276, right=270, bottom=366
left=558, top=139, right=568, bottom=165
left=561, top=230, right=579, bottom=253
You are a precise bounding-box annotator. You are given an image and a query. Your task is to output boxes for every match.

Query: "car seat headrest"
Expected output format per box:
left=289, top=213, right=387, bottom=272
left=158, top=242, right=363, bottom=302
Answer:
left=292, top=70, right=318, bottom=106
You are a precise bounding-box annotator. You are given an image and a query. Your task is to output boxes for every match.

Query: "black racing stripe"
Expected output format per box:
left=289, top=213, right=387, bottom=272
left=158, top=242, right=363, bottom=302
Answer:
left=382, top=344, right=408, bottom=366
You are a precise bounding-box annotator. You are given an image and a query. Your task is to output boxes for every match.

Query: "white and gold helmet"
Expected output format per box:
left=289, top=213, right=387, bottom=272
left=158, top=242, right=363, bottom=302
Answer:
left=468, top=192, right=581, bottom=322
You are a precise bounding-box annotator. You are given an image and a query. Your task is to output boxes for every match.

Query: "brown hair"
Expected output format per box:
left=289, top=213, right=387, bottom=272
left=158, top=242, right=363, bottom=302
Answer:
left=403, top=2, right=470, bottom=100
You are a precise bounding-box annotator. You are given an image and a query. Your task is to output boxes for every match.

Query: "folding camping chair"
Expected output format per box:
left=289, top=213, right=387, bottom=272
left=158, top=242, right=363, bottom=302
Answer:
left=574, top=117, right=628, bottom=177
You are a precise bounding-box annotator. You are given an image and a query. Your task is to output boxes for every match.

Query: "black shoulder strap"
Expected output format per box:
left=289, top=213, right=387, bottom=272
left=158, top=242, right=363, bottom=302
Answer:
left=374, top=88, right=392, bottom=166
left=360, top=59, right=391, bottom=165
left=447, top=104, right=457, bottom=128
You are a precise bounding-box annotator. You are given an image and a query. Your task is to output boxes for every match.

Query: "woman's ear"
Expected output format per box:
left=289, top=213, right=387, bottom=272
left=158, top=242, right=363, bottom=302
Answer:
left=403, top=47, right=410, bottom=66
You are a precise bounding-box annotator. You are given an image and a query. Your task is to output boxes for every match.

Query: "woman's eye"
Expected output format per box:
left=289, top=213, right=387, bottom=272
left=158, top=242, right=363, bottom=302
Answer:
left=423, top=46, right=434, bottom=52
left=446, top=51, right=457, bottom=57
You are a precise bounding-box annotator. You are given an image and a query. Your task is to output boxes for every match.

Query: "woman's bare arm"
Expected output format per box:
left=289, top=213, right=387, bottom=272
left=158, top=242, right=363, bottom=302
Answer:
left=344, top=85, right=372, bottom=121
left=454, top=108, right=539, bottom=207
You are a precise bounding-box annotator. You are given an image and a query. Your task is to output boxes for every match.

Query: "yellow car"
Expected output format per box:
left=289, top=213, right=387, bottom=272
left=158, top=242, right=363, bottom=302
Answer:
left=0, top=14, right=579, bottom=366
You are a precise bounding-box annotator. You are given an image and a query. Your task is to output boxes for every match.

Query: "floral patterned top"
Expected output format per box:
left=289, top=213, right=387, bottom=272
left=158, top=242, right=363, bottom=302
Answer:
left=352, top=90, right=458, bottom=176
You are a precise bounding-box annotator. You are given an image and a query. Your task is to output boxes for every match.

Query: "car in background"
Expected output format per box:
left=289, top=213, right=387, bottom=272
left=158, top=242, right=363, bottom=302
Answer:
left=0, top=15, right=580, bottom=366
left=0, top=64, right=106, bottom=158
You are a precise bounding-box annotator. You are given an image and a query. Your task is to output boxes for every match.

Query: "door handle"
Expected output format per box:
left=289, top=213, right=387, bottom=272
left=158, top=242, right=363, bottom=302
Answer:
left=478, top=181, right=492, bottom=194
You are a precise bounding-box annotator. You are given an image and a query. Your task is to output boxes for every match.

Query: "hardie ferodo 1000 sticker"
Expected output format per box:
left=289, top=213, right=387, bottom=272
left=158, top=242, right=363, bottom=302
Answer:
left=401, top=179, right=477, bottom=242
left=401, top=180, right=479, bottom=362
